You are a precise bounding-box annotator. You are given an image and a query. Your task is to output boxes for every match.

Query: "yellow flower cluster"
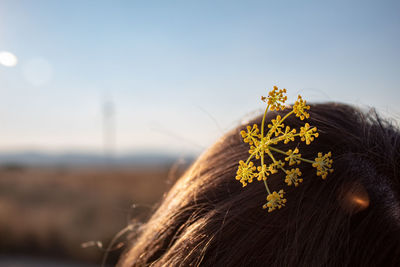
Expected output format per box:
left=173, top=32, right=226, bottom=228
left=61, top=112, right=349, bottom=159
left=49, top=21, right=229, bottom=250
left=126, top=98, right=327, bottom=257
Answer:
left=285, top=168, right=303, bottom=187
left=236, top=86, right=334, bottom=211
left=313, top=152, right=334, bottom=179
left=240, top=124, right=259, bottom=145
left=285, top=148, right=301, bottom=166
left=293, top=95, right=310, bottom=120
left=235, top=160, right=256, bottom=187
left=300, top=123, right=319, bottom=145
left=263, top=190, right=286, bottom=212
left=261, top=86, right=287, bottom=111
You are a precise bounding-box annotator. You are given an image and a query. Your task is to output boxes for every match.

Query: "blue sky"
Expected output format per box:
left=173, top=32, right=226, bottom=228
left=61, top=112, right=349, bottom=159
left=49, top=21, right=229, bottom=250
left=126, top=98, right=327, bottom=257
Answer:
left=0, top=0, right=399, bottom=155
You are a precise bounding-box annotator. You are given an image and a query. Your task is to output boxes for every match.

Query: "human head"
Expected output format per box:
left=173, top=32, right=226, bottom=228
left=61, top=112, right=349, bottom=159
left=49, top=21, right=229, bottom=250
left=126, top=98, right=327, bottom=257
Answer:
left=119, top=103, right=400, bottom=266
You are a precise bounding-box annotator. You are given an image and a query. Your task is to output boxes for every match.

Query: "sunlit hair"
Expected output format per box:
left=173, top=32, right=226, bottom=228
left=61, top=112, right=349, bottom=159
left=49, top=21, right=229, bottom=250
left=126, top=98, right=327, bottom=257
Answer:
left=119, top=103, right=400, bottom=266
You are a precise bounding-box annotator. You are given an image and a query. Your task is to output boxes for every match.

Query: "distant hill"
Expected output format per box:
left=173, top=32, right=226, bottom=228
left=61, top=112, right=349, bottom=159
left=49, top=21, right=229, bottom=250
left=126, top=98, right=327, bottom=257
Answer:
left=0, top=151, right=196, bottom=167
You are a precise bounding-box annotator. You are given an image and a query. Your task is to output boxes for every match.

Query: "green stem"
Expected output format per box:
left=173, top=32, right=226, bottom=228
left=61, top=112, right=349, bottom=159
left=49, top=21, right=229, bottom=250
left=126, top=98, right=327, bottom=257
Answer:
left=267, top=146, right=287, bottom=155
left=245, top=153, right=255, bottom=164
left=279, top=110, right=294, bottom=125
left=263, top=180, right=271, bottom=195
left=269, top=133, right=301, bottom=144
left=261, top=104, right=270, bottom=137
left=298, top=157, right=315, bottom=164
left=251, top=136, right=258, bottom=144
left=260, top=152, right=264, bottom=173
left=266, top=149, right=277, bottom=164
left=268, top=146, right=315, bottom=164
left=266, top=110, right=294, bottom=139
left=260, top=105, right=269, bottom=195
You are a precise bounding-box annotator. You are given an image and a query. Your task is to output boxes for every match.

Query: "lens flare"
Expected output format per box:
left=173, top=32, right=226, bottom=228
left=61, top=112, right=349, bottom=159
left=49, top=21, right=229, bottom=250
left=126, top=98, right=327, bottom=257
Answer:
left=338, top=182, right=370, bottom=214
left=0, top=51, right=18, bottom=67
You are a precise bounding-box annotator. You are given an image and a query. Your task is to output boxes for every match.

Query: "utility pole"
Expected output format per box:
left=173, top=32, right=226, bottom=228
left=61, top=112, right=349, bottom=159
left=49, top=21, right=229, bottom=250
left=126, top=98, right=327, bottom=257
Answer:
left=102, top=98, right=116, bottom=165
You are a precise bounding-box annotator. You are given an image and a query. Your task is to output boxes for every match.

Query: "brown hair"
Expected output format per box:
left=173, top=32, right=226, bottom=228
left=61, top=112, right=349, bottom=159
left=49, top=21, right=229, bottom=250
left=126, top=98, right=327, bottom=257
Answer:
left=119, top=103, right=400, bottom=266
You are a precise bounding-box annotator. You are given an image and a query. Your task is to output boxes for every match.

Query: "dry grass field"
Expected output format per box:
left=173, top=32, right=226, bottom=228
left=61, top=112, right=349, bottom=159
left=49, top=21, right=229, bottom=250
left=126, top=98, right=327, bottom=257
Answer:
left=0, top=161, right=189, bottom=265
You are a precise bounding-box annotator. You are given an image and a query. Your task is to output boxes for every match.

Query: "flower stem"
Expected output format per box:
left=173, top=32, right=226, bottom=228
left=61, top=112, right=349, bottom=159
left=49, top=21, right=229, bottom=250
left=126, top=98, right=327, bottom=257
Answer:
left=298, top=157, right=315, bottom=164
left=263, top=179, right=271, bottom=195
left=261, top=104, right=270, bottom=137
left=245, top=153, right=255, bottom=164
left=279, top=110, right=294, bottom=125
left=269, top=133, right=301, bottom=144
left=268, top=146, right=315, bottom=164
left=266, top=110, right=294, bottom=139
left=267, top=146, right=287, bottom=155
left=260, top=105, right=270, bottom=194
left=266, top=149, right=277, bottom=163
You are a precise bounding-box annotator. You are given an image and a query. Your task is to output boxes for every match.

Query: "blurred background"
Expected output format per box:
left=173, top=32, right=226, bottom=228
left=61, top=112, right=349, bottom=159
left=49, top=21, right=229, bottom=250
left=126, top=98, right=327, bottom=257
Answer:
left=0, top=0, right=399, bottom=266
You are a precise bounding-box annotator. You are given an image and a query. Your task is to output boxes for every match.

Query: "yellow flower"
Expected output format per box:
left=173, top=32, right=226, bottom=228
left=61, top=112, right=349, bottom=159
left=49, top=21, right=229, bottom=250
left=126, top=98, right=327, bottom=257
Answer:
left=267, top=160, right=284, bottom=174
left=281, top=126, right=296, bottom=144
left=285, top=168, right=303, bottom=187
left=312, top=152, right=333, bottom=179
left=285, top=148, right=301, bottom=166
left=248, top=138, right=269, bottom=159
left=234, top=86, right=334, bottom=211
left=240, top=124, right=259, bottom=145
left=261, top=86, right=287, bottom=111
left=267, top=115, right=284, bottom=137
left=293, top=95, right=310, bottom=120
left=263, top=190, right=287, bottom=212
left=236, top=160, right=257, bottom=187
left=256, top=164, right=269, bottom=181
left=299, top=123, right=319, bottom=145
